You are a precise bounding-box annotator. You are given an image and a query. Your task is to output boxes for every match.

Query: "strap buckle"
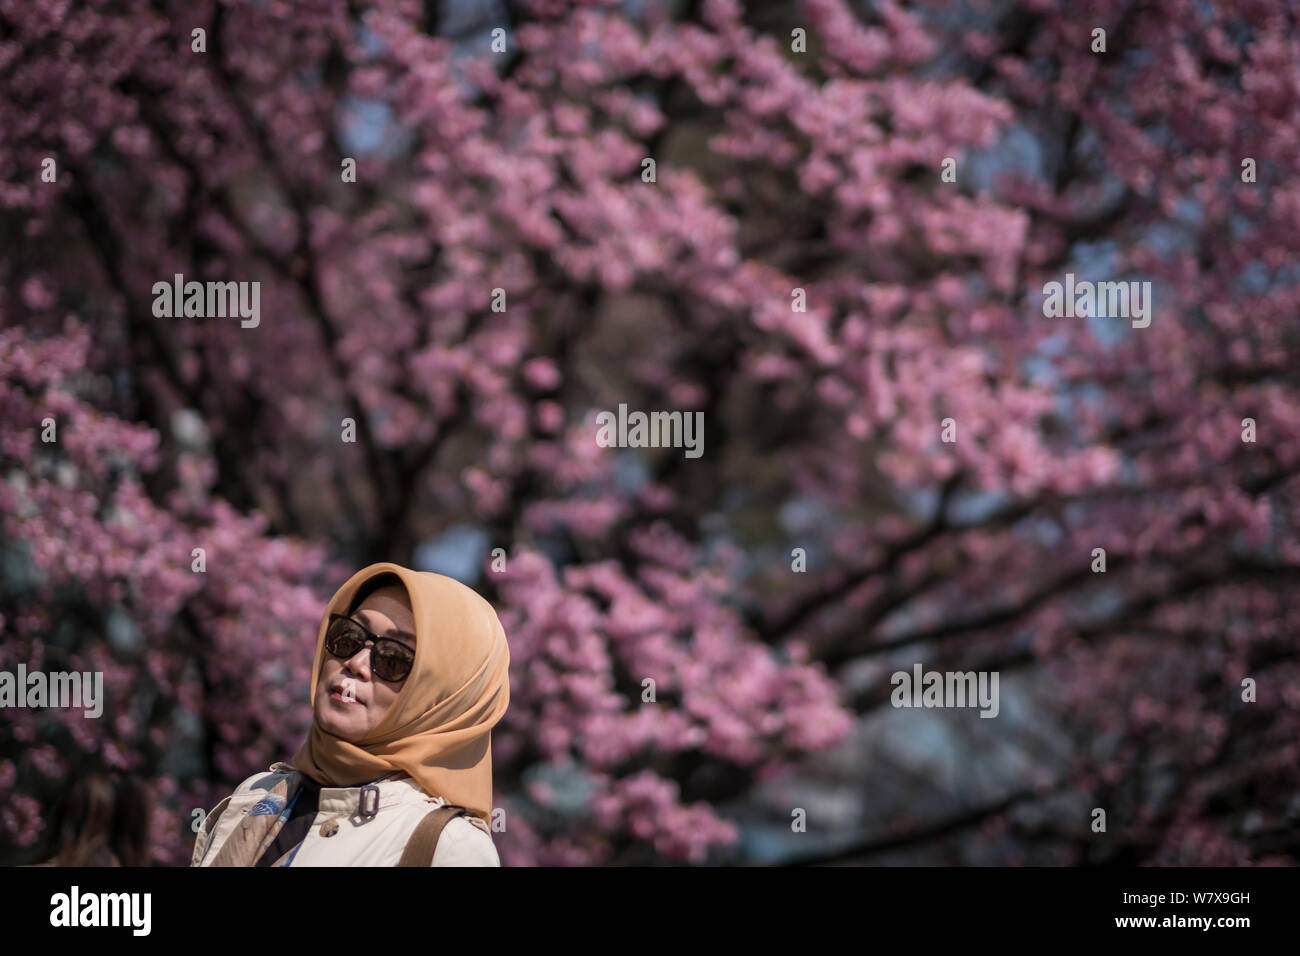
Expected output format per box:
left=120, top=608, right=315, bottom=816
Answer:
left=359, top=783, right=381, bottom=820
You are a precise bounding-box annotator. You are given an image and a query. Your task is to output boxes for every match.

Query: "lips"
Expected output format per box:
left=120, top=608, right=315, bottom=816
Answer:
left=329, top=681, right=362, bottom=705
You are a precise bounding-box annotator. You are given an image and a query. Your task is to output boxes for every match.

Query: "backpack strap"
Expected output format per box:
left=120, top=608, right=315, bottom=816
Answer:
left=396, top=805, right=470, bottom=867
left=193, top=795, right=232, bottom=866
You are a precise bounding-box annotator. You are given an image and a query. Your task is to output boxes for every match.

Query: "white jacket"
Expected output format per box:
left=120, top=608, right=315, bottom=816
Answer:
left=192, top=762, right=499, bottom=867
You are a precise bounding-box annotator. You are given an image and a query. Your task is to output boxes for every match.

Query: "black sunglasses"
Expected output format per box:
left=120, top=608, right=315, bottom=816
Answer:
left=324, top=614, right=416, bottom=682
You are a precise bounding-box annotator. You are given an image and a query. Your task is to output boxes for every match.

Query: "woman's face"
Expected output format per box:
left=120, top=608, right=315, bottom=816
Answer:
left=313, top=585, right=416, bottom=741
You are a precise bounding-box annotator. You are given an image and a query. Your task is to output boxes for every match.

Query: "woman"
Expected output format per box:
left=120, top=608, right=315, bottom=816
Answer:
left=192, top=562, right=510, bottom=866
left=33, top=772, right=154, bottom=866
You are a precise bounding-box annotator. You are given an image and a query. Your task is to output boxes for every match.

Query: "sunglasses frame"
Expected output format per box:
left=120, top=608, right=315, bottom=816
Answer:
left=324, top=613, right=416, bottom=683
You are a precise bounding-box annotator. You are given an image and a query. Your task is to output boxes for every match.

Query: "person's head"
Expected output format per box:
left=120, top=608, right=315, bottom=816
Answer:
left=37, top=771, right=153, bottom=866
left=294, top=562, right=510, bottom=818
left=312, top=572, right=415, bottom=742
left=37, top=773, right=117, bottom=866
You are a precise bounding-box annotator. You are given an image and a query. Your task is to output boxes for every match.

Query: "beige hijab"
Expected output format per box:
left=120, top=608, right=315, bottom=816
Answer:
left=292, top=562, right=510, bottom=821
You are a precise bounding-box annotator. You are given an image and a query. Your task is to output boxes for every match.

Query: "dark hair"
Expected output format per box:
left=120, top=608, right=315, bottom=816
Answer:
left=34, top=772, right=154, bottom=866
left=346, top=572, right=406, bottom=616
left=110, top=776, right=154, bottom=866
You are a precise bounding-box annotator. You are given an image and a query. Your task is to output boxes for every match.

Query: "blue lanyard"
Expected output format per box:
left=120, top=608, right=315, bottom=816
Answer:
left=279, top=786, right=303, bottom=822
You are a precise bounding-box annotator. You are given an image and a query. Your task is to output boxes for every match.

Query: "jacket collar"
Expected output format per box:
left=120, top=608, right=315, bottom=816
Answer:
left=266, top=763, right=439, bottom=816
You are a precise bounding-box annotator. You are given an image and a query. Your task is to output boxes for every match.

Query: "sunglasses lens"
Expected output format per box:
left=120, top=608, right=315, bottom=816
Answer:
left=326, top=618, right=364, bottom=657
left=373, top=642, right=414, bottom=681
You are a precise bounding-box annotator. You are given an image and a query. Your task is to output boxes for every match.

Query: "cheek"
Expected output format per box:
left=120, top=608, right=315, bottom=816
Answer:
left=370, top=682, right=400, bottom=714
left=316, top=659, right=341, bottom=692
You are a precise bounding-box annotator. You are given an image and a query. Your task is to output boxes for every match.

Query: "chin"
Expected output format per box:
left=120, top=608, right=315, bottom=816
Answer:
left=316, top=706, right=357, bottom=739
left=318, top=712, right=366, bottom=738
left=322, top=718, right=360, bottom=740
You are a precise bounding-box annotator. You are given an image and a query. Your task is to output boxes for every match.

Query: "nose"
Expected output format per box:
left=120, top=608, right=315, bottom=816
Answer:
left=343, top=640, right=373, bottom=680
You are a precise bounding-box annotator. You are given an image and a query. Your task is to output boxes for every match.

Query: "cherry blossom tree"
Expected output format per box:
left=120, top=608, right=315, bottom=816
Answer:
left=1, top=0, right=1297, bottom=865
